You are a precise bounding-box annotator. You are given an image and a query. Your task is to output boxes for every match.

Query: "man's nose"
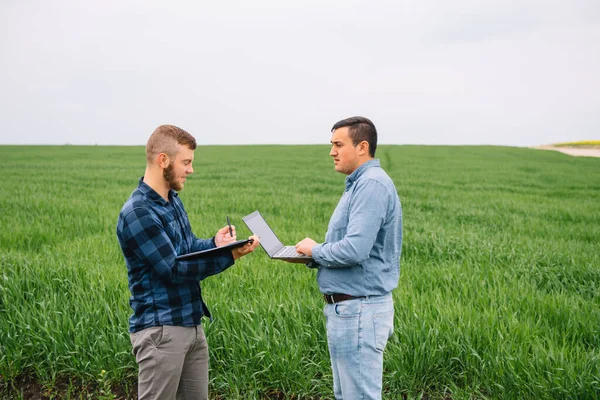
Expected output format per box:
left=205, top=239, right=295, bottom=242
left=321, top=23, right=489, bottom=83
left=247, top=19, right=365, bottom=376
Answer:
left=329, top=147, right=336, bottom=156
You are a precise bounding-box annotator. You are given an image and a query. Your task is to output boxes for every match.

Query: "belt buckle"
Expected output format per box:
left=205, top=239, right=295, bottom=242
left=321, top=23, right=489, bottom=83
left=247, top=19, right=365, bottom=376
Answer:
left=327, top=294, right=335, bottom=304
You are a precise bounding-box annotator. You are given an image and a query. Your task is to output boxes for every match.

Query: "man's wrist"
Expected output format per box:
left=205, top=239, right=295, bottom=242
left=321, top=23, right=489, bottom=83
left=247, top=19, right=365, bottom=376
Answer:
left=306, top=261, right=319, bottom=269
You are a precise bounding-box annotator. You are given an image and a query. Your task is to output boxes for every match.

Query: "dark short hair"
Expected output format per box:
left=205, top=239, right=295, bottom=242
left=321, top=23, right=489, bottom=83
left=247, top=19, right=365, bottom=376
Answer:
left=146, top=125, right=197, bottom=162
left=331, top=116, right=377, bottom=157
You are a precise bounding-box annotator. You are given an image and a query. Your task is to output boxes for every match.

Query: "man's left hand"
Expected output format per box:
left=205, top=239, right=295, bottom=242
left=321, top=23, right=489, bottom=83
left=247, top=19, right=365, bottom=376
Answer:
left=232, top=235, right=260, bottom=260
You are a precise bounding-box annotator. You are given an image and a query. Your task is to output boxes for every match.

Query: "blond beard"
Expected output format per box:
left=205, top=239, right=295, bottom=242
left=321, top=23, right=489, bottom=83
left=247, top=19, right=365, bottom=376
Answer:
left=163, top=163, right=183, bottom=191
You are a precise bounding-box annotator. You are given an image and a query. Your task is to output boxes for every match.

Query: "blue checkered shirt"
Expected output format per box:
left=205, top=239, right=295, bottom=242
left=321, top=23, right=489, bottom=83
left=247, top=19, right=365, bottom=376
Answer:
left=116, top=178, right=234, bottom=333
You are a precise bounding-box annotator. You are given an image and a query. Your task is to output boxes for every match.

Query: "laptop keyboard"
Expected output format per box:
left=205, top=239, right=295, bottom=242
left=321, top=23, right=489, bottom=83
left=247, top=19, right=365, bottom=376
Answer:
left=277, top=246, right=305, bottom=258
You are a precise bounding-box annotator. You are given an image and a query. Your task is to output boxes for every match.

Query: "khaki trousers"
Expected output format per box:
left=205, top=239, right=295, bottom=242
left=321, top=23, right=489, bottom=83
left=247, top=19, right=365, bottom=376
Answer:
left=130, top=325, right=209, bottom=400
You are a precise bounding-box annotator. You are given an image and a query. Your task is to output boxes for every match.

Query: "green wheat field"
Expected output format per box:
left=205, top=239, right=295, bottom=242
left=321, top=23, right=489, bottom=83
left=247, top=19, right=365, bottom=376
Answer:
left=1, top=145, right=599, bottom=399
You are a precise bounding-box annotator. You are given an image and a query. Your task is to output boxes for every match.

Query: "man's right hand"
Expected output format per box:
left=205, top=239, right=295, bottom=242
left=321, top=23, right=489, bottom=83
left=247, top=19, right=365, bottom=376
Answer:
left=295, top=237, right=317, bottom=257
left=232, top=235, right=260, bottom=260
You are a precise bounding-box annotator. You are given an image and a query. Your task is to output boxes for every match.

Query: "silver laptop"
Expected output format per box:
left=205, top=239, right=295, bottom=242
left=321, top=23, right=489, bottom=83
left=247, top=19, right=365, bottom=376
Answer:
left=242, top=210, right=313, bottom=262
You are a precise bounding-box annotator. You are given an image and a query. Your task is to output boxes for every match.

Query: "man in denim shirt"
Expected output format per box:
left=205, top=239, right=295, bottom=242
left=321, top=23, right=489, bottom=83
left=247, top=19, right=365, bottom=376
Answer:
left=296, top=117, right=402, bottom=400
left=116, top=125, right=259, bottom=399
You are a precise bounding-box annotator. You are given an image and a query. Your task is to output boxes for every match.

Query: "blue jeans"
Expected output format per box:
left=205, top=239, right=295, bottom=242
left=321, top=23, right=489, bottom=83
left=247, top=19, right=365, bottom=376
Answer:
left=324, top=293, right=394, bottom=400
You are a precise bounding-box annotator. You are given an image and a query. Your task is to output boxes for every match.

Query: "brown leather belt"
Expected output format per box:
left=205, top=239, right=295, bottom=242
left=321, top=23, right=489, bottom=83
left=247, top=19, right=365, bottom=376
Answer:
left=323, top=293, right=365, bottom=304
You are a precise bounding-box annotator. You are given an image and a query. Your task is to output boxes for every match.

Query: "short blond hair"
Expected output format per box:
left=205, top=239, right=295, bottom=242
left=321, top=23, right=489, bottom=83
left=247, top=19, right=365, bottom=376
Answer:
left=146, top=125, right=197, bottom=163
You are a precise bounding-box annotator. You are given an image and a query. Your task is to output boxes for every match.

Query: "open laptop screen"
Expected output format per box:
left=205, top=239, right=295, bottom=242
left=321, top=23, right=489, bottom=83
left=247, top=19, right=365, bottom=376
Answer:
left=242, top=211, right=284, bottom=257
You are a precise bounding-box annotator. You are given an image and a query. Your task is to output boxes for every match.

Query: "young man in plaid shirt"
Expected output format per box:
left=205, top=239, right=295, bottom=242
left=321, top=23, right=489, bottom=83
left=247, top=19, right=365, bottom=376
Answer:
left=116, top=125, right=259, bottom=399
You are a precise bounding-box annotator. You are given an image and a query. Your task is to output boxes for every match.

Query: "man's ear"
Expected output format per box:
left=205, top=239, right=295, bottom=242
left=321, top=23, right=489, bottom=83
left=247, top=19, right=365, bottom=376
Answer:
left=157, top=153, right=170, bottom=169
left=358, top=140, right=369, bottom=156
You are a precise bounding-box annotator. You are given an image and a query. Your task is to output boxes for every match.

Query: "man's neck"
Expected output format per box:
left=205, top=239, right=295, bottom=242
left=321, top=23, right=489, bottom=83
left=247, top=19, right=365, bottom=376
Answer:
left=347, top=156, right=374, bottom=175
left=143, top=169, right=170, bottom=201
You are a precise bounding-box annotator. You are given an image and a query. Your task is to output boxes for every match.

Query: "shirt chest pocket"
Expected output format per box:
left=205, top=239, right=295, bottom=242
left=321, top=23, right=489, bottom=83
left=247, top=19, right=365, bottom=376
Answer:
left=165, top=220, right=183, bottom=247
left=328, top=192, right=351, bottom=232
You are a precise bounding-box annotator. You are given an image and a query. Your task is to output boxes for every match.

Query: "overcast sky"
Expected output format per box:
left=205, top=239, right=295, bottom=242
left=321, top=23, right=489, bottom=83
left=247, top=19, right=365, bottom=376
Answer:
left=1, top=1, right=599, bottom=146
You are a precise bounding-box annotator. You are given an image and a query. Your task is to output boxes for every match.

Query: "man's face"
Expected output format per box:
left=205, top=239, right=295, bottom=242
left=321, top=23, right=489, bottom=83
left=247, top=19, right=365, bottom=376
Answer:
left=163, top=144, right=195, bottom=191
left=329, top=127, right=361, bottom=175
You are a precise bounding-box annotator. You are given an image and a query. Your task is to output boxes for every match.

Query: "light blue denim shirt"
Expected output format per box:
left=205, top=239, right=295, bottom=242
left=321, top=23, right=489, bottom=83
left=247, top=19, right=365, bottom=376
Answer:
left=312, top=159, right=402, bottom=296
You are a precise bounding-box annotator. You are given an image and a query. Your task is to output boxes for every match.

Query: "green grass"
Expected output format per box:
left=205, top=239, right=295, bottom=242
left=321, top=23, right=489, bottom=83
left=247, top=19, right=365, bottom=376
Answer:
left=1, top=144, right=599, bottom=399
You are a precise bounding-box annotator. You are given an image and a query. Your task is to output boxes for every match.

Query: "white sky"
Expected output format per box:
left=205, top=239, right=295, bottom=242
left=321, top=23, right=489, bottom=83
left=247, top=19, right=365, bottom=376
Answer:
left=1, top=0, right=599, bottom=146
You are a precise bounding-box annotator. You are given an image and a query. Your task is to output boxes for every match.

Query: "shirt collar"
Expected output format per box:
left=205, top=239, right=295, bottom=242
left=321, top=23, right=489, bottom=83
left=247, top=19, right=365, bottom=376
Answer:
left=345, top=159, right=380, bottom=191
left=137, top=177, right=178, bottom=206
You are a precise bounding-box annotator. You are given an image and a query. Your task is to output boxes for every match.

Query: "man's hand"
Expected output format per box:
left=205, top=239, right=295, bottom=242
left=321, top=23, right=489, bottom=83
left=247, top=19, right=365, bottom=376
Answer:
left=232, top=235, right=260, bottom=260
left=295, top=238, right=317, bottom=257
left=215, top=225, right=236, bottom=247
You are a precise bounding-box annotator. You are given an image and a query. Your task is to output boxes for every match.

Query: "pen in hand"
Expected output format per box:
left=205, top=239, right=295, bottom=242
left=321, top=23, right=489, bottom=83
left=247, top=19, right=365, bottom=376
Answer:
left=226, top=216, right=233, bottom=238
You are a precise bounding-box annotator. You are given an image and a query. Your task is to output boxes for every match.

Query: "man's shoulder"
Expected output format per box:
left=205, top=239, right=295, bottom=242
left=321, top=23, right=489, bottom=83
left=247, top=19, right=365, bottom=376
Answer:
left=360, top=166, right=395, bottom=187
left=119, top=188, right=153, bottom=218
left=354, top=167, right=400, bottom=204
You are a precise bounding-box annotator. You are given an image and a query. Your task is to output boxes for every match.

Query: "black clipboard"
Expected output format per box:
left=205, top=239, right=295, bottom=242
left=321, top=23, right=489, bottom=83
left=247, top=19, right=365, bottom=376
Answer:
left=176, top=239, right=253, bottom=261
